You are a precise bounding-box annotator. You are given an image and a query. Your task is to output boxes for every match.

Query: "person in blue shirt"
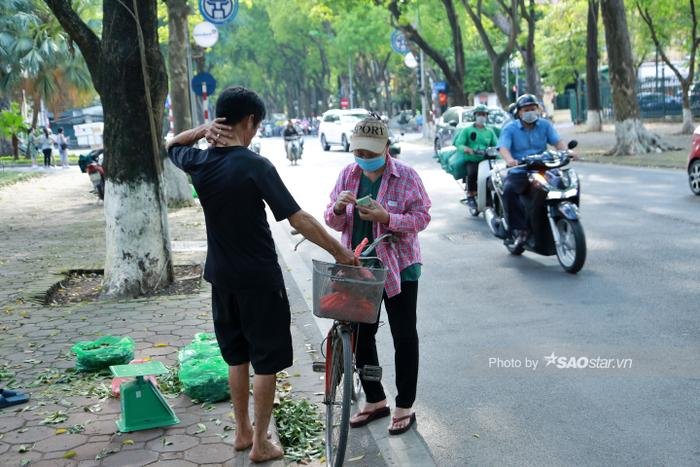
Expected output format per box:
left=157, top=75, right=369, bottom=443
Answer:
left=498, top=94, right=569, bottom=247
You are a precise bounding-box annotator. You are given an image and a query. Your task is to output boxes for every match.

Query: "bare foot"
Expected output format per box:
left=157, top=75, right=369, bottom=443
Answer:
left=249, top=439, right=284, bottom=463
left=234, top=424, right=254, bottom=451
left=349, top=399, right=388, bottom=425
left=389, top=407, right=414, bottom=432
left=235, top=429, right=273, bottom=451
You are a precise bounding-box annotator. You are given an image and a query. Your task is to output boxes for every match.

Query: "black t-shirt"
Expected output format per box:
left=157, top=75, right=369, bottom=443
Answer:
left=283, top=127, right=298, bottom=138
left=168, top=144, right=300, bottom=291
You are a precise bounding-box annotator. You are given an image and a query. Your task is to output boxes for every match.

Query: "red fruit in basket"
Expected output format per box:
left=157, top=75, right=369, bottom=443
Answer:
left=354, top=238, right=369, bottom=257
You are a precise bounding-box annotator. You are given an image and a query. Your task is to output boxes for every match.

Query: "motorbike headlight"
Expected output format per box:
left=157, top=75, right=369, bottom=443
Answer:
left=532, top=172, right=549, bottom=188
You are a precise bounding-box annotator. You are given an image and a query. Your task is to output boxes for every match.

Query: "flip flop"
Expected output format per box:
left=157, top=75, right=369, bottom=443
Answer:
left=388, top=413, right=416, bottom=435
left=349, top=405, right=390, bottom=428
left=0, top=388, right=30, bottom=409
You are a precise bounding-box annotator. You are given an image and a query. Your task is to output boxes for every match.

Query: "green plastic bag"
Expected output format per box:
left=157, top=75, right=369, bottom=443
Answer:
left=447, top=151, right=468, bottom=180
left=71, top=336, right=135, bottom=372
left=437, top=146, right=456, bottom=171
left=178, top=333, right=230, bottom=402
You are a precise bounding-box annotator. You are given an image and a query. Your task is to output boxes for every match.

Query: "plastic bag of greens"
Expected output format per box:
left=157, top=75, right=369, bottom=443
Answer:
left=71, top=336, right=135, bottom=372
left=177, top=333, right=230, bottom=402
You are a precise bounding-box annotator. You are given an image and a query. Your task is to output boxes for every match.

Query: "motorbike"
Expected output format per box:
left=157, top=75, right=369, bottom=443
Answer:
left=250, top=132, right=262, bottom=154
left=464, top=147, right=500, bottom=217
left=483, top=141, right=586, bottom=273
left=285, top=136, right=303, bottom=165
left=79, top=149, right=105, bottom=200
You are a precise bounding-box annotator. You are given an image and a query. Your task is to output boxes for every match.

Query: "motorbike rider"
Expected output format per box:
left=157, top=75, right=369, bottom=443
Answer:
left=282, top=120, right=302, bottom=160
left=498, top=94, right=571, bottom=247
left=453, top=104, right=498, bottom=209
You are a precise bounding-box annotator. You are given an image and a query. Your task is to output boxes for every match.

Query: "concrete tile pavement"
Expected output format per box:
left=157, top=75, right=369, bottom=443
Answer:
left=0, top=171, right=286, bottom=466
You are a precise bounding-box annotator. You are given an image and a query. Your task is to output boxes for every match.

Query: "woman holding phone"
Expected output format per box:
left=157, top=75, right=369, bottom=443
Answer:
left=324, top=116, right=431, bottom=435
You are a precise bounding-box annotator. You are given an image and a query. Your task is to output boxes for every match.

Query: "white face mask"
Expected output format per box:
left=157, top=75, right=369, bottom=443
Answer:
left=521, top=110, right=539, bottom=124
left=475, top=115, right=487, bottom=126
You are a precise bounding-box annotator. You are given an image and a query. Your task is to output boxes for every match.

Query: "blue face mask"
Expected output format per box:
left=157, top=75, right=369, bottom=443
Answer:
left=354, top=155, right=386, bottom=172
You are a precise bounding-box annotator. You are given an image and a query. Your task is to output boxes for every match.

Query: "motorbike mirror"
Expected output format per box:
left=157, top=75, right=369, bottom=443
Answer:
left=567, top=140, right=578, bottom=150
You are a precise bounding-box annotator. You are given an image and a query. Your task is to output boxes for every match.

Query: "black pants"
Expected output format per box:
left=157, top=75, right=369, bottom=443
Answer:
left=355, top=281, right=419, bottom=409
left=42, top=149, right=52, bottom=167
left=465, top=161, right=479, bottom=193
left=502, top=169, right=529, bottom=233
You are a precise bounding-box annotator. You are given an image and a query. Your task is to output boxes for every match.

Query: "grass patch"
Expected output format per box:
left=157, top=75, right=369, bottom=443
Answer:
left=580, top=149, right=689, bottom=170
left=0, top=154, right=81, bottom=166
left=0, top=171, right=45, bottom=188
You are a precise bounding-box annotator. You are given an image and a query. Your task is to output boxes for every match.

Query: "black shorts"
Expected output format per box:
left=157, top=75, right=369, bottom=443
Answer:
left=211, top=286, right=293, bottom=375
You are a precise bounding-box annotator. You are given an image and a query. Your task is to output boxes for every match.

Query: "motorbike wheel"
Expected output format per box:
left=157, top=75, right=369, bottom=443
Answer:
left=554, top=218, right=586, bottom=273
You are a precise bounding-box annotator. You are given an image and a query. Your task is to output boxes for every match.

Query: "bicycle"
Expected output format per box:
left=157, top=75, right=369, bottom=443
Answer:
left=308, top=234, right=391, bottom=467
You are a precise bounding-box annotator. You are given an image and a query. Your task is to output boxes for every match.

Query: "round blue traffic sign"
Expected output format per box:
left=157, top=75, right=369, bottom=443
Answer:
left=199, top=0, right=239, bottom=25
left=192, top=72, right=217, bottom=96
left=391, top=30, right=410, bottom=55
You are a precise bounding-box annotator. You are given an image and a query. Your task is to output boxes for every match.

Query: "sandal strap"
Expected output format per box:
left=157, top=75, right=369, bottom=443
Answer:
left=355, top=406, right=389, bottom=418
left=391, top=413, right=414, bottom=423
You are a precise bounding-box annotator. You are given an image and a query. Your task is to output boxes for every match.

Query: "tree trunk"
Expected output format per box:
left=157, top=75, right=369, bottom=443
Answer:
left=600, top=0, right=670, bottom=155
left=44, top=0, right=174, bottom=297
left=165, top=0, right=192, bottom=134
left=491, top=59, right=510, bottom=108
left=163, top=1, right=194, bottom=208
left=31, top=94, right=40, bottom=129
left=681, top=82, right=695, bottom=134
left=520, top=0, right=543, bottom=99
left=586, top=0, right=602, bottom=131
left=12, top=133, right=19, bottom=160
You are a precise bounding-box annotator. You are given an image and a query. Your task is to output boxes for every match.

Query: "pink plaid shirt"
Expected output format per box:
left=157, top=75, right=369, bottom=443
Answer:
left=324, top=156, right=431, bottom=298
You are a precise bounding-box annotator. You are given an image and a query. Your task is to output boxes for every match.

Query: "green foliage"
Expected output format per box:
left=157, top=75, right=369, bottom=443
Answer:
left=0, top=103, right=26, bottom=139
left=0, top=0, right=96, bottom=111
left=538, top=0, right=588, bottom=92
left=273, top=397, right=324, bottom=462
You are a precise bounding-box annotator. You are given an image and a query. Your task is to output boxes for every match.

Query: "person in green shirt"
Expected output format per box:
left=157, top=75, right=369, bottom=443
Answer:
left=452, top=105, right=498, bottom=209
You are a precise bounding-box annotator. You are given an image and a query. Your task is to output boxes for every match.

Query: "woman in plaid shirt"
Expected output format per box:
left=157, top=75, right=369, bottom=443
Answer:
left=324, top=116, right=431, bottom=435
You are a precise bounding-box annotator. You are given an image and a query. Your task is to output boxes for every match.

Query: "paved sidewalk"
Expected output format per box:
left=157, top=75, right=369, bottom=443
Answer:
left=0, top=170, right=290, bottom=466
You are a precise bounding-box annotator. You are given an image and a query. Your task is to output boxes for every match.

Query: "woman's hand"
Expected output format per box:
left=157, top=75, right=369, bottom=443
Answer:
left=204, top=118, right=234, bottom=145
left=357, top=200, right=390, bottom=224
left=463, top=146, right=474, bottom=154
left=333, top=191, right=357, bottom=215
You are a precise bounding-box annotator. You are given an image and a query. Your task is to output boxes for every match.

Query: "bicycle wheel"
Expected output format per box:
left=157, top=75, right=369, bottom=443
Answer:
left=326, top=329, right=352, bottom=467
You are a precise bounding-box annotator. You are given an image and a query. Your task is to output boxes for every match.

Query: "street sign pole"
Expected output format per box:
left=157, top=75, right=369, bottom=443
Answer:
left=348, top=56, right=354, bottom=109
left=202, top=82, right=209, bottom=123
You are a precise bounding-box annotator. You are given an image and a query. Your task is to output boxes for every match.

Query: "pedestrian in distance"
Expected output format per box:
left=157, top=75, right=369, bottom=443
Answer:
left=324, top=116, right=431, bottom=435
left=39, top=127, right=54, bottom=168
left=453, top=104, right=498, bottom=209
left=26, top=127, right=38, bottom=168
left=56, top=127, right=69, bottom=168
left=166, top=86, right=357, bottom=463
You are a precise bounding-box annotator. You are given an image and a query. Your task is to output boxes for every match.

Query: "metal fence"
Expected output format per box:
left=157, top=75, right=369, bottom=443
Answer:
left=563, top=76, right=697, bottom=123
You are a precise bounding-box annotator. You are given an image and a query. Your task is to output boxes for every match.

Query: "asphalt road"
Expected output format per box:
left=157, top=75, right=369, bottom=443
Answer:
left=261, top=134, right=700, bottom=467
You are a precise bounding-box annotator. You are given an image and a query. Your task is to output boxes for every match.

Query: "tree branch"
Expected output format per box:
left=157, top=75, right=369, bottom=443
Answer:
left=636, top=2, right=686, bottom=85
left=386, top=0, right=459, bottom=86
left=43, top=0, right=102, bottom=92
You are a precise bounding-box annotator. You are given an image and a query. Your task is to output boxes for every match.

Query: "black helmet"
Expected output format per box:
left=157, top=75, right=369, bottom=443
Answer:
left=507, top=102, right=517, bottom=116
left=515, top=94, right=539, bottom=110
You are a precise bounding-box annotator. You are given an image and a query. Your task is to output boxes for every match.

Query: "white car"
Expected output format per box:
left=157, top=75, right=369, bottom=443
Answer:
left=319, top=108, right=370, bottom=152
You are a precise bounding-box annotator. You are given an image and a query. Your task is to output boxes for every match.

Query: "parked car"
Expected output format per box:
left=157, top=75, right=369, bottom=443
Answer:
left=689, top=126, right=700, bottom=195
left=319, top=108, right=370, bottom=151
left=433, top=106, right=507, bottom=155
left=637, top=92, right=682, bottom=114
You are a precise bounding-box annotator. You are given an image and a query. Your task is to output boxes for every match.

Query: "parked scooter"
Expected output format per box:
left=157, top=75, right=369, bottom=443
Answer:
left=484, top=141, right=586, bottom=273
left=79, top=149, right=105, bottom=200
left=285, top=135, right=303, bottom=165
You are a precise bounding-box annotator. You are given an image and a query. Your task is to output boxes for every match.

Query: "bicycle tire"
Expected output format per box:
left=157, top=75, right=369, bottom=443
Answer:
left=326, top=329, right=352, bottom=467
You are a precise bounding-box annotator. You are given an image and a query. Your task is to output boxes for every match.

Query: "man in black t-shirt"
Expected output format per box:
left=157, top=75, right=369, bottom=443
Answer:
left=167, top=86, right=356, bottom=463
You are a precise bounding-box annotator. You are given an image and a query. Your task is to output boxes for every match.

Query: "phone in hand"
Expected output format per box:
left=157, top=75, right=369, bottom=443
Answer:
left=356, top=195, right=373, bottom=207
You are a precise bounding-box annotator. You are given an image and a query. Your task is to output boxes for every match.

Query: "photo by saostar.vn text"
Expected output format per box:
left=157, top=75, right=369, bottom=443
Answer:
left=488, top=353, right=634, bottom=371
